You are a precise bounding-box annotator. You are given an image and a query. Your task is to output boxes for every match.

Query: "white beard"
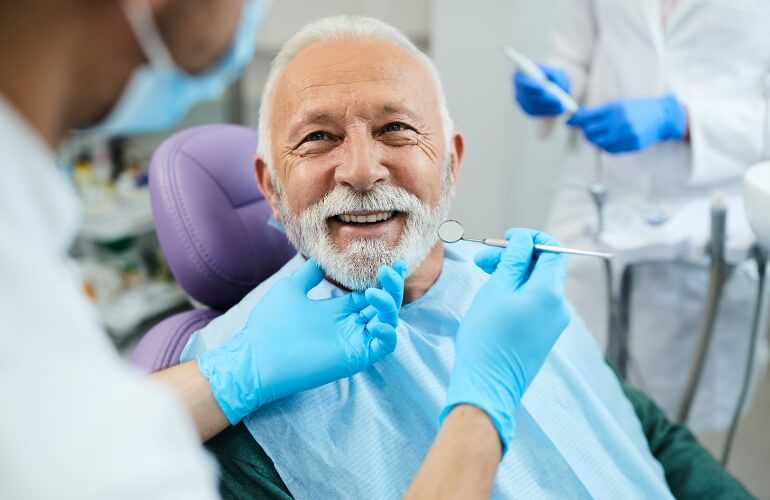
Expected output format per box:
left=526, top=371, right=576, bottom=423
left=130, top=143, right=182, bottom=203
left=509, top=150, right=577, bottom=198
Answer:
left=276, top=174, right=451, bottom=291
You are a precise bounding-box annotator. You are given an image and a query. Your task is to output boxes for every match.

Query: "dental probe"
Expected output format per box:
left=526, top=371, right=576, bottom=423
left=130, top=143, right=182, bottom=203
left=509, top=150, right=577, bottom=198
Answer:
left=438, top=220, right=614, bottom=260
left=503, top=46, right=580, bottom=114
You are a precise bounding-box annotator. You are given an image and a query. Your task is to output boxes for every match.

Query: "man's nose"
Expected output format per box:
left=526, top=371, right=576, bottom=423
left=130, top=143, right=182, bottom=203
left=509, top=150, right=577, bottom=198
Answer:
left=334, top=134, right=389, bottom=192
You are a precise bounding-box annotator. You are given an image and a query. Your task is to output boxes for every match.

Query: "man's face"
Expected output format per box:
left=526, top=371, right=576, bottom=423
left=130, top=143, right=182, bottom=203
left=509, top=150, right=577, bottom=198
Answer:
left=258, top=37, right=462, bottom=290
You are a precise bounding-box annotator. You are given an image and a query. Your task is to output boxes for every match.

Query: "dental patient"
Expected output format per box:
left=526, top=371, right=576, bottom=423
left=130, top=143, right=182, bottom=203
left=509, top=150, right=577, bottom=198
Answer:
left=180, top=16, right=750, bottom=499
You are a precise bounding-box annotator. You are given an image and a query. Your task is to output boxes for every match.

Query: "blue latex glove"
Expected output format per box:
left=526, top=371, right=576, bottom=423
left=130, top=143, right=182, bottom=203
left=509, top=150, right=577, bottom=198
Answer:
left=513, top=65, right=572, bottom=116
left=198, top=259, right=407, bottom=424
left=567, top=94, right=686, bottom=153
left=440, top=229, right=570, bottom=453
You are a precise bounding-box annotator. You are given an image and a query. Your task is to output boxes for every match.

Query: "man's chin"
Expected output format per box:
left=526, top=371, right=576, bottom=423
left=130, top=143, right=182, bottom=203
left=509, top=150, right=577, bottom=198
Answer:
left=314, top=240, right=398, bottom=291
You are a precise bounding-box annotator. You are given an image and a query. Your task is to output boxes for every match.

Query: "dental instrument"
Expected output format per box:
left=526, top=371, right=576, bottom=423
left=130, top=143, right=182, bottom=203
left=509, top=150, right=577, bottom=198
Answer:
left=503, top=46, right=580, bottom=114
left=723, top=99, right=770, bottom=463
left=438, top=220, right=614, bottom=260
left=677, top=191, right=729, bottom=423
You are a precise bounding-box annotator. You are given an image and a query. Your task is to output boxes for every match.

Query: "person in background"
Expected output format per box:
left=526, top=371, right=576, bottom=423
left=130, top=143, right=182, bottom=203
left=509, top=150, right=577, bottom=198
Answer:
left=514, top=0, right=770, bottom=431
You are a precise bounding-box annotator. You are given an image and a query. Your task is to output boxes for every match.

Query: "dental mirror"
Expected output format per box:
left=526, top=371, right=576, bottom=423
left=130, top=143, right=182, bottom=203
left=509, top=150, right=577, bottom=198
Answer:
left=437, top=219, right=465, bottom=244
left=438, top=219, right=614, bottom=260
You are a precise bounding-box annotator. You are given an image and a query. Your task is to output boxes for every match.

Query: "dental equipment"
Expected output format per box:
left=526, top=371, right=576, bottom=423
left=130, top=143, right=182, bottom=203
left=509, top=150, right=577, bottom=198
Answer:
left=722, top=245, right=767, bottom=465
left=590, top=151, right=609, bottom=240
left=677, top=191, right=729, bottom=423
left=723, top=107, right=770, bottom=464
left=503, top=46, right=580, bottom=114
left=438, top=220, right=614, bottom=259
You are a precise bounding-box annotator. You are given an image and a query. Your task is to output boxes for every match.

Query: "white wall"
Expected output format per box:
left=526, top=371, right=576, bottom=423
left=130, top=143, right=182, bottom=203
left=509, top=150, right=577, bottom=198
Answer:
left=431, top=0, right=568, bottom=237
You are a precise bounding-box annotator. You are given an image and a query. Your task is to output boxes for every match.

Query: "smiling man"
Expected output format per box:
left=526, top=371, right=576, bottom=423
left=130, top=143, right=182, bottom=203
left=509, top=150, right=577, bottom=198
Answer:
left=180, top=16, right=751, bottom=500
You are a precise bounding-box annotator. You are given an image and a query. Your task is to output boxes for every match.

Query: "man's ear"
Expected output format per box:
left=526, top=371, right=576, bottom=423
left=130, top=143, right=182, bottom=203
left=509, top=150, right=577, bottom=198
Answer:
left=448, top=131, right=465, bottom=197
left=254, top=155, right=282, bottom=220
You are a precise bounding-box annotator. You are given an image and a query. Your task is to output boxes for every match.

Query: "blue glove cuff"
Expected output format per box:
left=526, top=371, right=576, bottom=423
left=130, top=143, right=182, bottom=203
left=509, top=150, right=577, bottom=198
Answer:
left=660, top=94, right=687, bottom=141
left=439, top=399, right=516, bottom=456
left=440, top=366, right=521, bottom=456
left=197, top=330, right=262, bottom=425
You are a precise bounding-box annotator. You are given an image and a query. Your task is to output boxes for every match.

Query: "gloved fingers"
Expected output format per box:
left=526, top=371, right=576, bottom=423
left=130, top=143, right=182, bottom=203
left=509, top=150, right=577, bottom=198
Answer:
left=514, top=73, right=564, bottom=115
left=521, top=246, right=569, bottom=297
left=520, top=251, right=571, bottom=334
left=474, top=247, right=505, bottom=275
left=566, top=106, right=607, bottom=127
left=392, top=259, right=408, bottom=279
left=516, top=87, right=564, bottom=113
left=540, top=65, right=571, bottom=93
left=359, top=304, right=378, bottom=323
left=513, top=70, right=544, bottom=92
left=584, top=128, right=615, bottom=150
left=364, top=287, right=399, bottom=327
left=581, top=116, right=612, bottom=139
left=290, top=258, right=326, bottom=294
left=351, top=290, right=368, bottom=310
left=378, top=264, right=405, bottom=309
left=493, top=228, right=539, bottom=290
left=366, top=321, right=398, bottom=361
left=530, top=230, right=563, bottom=249
left=589, top=129, right=634, bottom=154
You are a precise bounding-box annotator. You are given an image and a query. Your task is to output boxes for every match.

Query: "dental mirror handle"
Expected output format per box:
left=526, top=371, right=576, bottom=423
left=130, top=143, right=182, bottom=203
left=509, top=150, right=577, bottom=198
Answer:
left=480, top=238, right=614, bottom=260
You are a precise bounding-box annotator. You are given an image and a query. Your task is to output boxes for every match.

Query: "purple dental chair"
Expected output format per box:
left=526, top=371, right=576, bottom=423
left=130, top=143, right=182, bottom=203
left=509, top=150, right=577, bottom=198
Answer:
left=130, top=124, right=296, bottom=373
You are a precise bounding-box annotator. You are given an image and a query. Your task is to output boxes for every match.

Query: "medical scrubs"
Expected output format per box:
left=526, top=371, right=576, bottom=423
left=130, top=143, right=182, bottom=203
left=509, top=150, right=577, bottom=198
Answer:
left=0, top=97, right=219, bottom=499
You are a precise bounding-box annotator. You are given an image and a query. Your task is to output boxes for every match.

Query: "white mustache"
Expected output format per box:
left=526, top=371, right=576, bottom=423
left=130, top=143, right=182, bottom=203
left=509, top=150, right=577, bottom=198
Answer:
left=314, top=184, right=424, bottom=219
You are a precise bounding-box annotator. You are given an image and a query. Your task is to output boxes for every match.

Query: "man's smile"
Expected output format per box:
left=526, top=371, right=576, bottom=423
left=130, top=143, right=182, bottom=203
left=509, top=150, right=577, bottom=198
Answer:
left=327, top=210, right=406, bottom=242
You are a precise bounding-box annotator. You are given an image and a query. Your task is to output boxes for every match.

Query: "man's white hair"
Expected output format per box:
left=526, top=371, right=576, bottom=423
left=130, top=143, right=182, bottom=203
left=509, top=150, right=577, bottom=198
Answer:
left=257, top=15, right=455, bottom=170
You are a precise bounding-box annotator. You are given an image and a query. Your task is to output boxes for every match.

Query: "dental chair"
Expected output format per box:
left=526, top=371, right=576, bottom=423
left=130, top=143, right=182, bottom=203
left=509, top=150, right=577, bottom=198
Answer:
left=130, top=124, right=296, bottom=373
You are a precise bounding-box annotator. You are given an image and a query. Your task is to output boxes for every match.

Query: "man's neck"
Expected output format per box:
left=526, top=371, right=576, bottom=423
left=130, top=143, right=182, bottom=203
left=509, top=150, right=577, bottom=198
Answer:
left=402, top=242, right=444, bottom=304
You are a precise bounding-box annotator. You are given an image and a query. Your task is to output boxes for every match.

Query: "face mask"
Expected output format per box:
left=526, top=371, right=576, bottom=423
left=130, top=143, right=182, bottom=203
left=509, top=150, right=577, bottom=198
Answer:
left=80, top=0, right=269, bottom=137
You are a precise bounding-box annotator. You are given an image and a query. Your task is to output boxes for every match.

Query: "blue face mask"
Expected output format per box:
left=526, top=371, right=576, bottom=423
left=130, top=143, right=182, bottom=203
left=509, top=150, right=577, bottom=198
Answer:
left=81, top=0, right=269, bottom=137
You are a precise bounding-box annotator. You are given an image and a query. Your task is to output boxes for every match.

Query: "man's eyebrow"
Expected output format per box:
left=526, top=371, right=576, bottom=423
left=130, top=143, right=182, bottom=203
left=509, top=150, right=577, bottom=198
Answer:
left=377, top=103, right=422, bottom=122
left=287, top=111, right=339, bottom=140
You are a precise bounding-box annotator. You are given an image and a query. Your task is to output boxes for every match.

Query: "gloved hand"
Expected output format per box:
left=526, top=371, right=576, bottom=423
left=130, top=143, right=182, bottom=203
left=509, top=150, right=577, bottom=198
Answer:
left=198, top=259, right=407, bottom=424
left=440, top=229, right=570, bottom=454
left=567, top=94, right=687, bottom=153
left=513, top=65, right=572, bottom=116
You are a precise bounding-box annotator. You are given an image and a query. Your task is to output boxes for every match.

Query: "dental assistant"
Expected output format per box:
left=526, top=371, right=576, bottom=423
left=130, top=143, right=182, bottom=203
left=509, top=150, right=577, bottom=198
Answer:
left=0, top=1, right=275, bottom=497
left=514, top=0, right=770, bottom=431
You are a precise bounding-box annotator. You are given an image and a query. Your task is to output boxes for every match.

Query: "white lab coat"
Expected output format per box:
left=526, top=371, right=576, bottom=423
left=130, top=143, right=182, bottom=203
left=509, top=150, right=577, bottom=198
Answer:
left=0, top=97, right=219, bottom=499
left=544, top=0, right=770, bottom=432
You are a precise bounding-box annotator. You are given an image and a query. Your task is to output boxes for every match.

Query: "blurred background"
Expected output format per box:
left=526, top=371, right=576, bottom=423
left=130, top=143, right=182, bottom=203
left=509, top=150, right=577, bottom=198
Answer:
left=57, top=1, right=768, bottom=495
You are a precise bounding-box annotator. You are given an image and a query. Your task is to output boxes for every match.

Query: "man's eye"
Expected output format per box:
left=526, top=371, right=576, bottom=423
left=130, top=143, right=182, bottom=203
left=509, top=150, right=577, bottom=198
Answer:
left=304, top=131, right=327, bottom=142
left=384, top=122, right=406, bottom=133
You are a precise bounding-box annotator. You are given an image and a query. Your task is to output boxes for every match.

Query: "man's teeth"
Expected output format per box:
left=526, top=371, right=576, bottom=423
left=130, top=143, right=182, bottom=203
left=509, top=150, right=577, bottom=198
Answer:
left=338, top=211, right=394, bottom=224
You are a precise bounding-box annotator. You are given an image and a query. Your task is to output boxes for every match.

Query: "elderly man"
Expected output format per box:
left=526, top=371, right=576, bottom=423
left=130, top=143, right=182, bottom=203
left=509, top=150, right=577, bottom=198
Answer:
left=178, top=16, right=750, bottom=499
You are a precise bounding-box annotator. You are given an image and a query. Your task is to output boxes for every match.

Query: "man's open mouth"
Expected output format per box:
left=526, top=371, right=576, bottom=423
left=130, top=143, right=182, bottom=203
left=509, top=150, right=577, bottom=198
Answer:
left=333, top=211, right=400, bottom=226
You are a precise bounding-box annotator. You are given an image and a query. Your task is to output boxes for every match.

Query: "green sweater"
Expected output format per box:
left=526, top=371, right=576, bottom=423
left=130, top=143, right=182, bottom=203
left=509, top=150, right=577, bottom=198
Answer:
left=204, top=379, right=754, bottom=499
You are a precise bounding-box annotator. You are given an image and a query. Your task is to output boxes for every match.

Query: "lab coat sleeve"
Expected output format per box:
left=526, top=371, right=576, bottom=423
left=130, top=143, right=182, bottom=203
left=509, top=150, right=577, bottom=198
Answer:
left=546, top=0, right=597, bottom=103
left=686, top=96, right=768, bottom=186
left=0, top=243, right=219, bottom=500
left=536, top=0, right=597, bottom=138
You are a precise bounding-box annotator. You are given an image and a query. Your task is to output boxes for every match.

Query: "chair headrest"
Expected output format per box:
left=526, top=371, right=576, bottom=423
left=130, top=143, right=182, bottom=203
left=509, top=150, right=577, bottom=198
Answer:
left=149, top=124, right=296, bottom=310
